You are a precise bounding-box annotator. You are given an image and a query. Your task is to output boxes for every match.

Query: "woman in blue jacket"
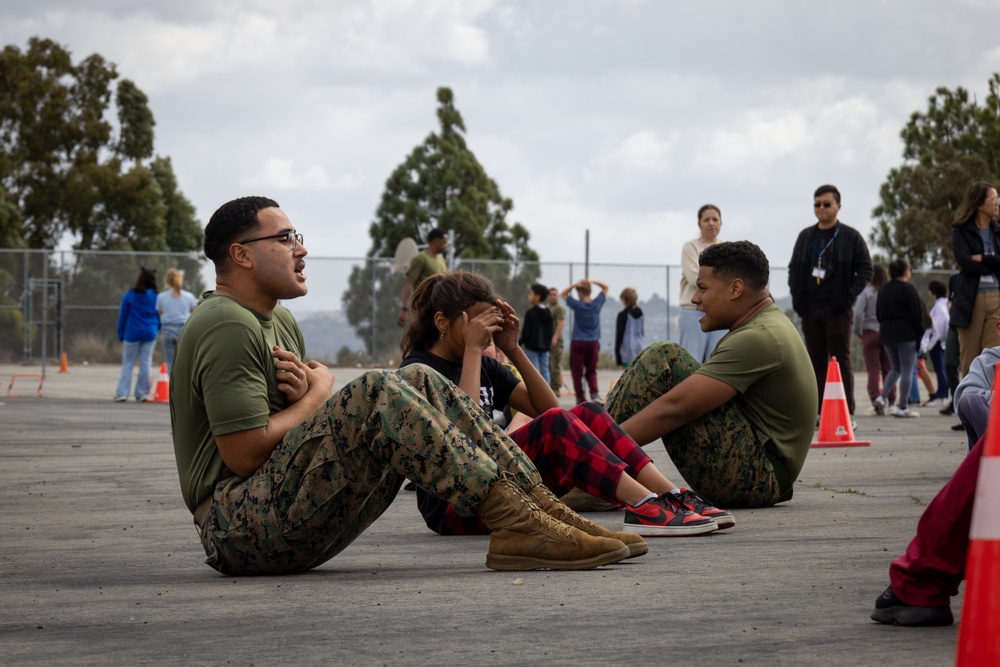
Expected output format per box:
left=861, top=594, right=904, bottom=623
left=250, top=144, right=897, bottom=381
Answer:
left=115, top=267, right=160, bottom=402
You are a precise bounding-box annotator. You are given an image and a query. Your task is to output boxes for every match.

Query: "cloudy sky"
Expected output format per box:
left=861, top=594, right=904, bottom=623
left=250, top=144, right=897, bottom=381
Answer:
left=5, top=0, right=1000, bottom=278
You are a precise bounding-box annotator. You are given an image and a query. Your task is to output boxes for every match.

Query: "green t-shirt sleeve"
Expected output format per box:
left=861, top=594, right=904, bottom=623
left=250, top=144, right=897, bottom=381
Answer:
left=407, top=253, right=429, bottom=284
left=196, top=319, right=272, bottom=437
left=695, top=327, right=782, bottom=393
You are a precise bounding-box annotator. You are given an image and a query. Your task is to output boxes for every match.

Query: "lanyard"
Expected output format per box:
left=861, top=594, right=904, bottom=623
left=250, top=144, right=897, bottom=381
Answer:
left=810, top=224, right=840, bottom=266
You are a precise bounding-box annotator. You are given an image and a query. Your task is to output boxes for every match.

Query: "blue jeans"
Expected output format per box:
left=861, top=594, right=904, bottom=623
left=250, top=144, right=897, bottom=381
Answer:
left=881, top=341, right=917, bottom=410
left=524, top=349, right=550, bottom=383
left=161, top=324, right=183, bottom=373
left=116, top=339, right=155, bottom=400
left=957, top=393, right=990, bottom=451
left=678, top=308, right=726, bottom=364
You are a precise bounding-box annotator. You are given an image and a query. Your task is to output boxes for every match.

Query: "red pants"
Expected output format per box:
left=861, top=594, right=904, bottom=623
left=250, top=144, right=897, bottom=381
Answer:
left=570, top=340, right=600, bottom=403
left=427, top=402, right=654, bottom=535
left=890, top=437, right=983, bottom=606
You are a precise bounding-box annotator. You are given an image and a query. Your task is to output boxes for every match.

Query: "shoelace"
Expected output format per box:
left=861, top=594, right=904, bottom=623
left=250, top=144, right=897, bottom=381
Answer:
left=656, top=492, right=692, bottom=515
left=677, top=489, right=711, bottom=513
left=513, top=486, right=572, bottom=538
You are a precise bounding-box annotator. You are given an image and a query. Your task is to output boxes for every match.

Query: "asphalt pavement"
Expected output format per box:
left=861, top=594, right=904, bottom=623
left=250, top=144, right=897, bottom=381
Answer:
left=0, top=362, right=971, bottom=666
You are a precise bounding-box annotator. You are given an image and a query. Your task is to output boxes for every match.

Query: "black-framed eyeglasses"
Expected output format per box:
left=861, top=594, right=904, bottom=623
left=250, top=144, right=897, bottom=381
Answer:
left=814, top=202, right=835, bottom=208
left=238, top=230, right=303, bottom=249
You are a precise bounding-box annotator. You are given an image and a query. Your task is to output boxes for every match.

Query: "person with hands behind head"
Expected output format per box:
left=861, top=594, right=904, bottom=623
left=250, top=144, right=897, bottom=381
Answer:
left=400, top=271, right=731, bottom=545
left=562, top=277, right=609, bottom=404
left=171, top=197, right=634, bottom=575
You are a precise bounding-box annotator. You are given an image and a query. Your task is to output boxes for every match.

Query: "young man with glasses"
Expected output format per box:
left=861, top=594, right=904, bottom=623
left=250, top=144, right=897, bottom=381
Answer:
left=788, top=184, right=873, bottom=424
left=168, top=196, right=633, bottom=576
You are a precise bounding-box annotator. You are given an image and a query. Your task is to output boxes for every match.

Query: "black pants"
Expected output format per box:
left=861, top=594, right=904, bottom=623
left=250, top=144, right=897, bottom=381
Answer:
left=801, top=308, right=854, bottom=415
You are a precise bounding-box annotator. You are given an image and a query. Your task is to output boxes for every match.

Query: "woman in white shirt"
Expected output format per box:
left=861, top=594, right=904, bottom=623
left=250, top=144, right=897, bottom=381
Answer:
left=678, top=204, right=726, bottom=363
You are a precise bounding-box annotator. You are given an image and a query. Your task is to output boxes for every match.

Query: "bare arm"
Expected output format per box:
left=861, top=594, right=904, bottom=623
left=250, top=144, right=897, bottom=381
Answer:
left=590, top=279, right=609, bottom=295
left=214, top=354, right=334, bottom=478
left=619, top=373, right=738, bottom=446
left=397, top=278, right=415, bottom=326
left=551, top=315, right=565, bottom=347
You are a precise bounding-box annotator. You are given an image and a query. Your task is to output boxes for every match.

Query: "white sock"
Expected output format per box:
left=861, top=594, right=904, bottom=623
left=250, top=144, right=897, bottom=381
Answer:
left=632, top=493, right=658, bottom=508
left=669, top=487, right=682, bottom=496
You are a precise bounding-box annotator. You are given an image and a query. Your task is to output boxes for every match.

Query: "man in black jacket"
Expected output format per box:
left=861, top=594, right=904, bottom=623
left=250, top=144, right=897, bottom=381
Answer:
left=788, top=184, right=873, bottom=419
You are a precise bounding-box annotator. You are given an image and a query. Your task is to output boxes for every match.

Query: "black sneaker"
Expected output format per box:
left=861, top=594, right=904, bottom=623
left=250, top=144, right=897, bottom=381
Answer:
left=939, top=402, right=954, bottom=416
left=675, top=488, right=736, bottom=530
left=870, top=585, right=953, bottom=626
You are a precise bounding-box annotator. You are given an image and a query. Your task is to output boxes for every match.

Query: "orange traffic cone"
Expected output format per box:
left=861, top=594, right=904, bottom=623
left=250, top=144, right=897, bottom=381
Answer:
left=149, top=363, right=169, bottom=403
left=812, top=356, right=870, bottom=448
left=58, top=352, right=69, bottom=374
left=955, top=374, right=1000, bottom=665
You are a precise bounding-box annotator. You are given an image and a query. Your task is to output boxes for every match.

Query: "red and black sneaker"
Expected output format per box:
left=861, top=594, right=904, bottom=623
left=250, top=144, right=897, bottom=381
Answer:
left=623, top=493, right=717, bottom=537
left=675, top=488, right=736, bottom=530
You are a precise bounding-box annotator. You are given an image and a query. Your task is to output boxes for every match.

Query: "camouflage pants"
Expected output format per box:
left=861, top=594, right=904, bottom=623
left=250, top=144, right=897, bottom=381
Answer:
left=604, top=341, right=782, bottom=508
left=549, top=338, right=564, bottom=393
left=199, top=364, right=540, bottom=575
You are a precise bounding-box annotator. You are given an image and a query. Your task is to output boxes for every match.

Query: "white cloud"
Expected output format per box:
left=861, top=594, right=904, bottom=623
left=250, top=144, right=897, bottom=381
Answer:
left=593, top=130, right=675, bottom=172
left=705, top=111, right=811, bottom=167
left=245, top=158, right=330, bottom=190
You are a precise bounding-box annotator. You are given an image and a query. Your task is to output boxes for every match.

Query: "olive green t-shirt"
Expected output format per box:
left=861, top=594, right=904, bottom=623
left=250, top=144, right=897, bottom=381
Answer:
left=547, top=301, right=566, bottom=324
left=407, top=251, right=447, bottom=289
left=169, top=293, right=305, bottom=512
left=694, top=304, right=817, bottom=495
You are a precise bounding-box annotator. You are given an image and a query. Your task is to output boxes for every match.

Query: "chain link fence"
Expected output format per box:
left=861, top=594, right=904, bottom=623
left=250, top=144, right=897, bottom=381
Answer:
left=13, top=247, right=939, bottom=369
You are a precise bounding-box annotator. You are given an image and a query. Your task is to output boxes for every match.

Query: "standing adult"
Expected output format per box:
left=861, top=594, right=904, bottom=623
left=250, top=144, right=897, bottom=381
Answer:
left=115, top=267, right=160, bottom=402
left=561, top=278, right=609, bottom=404
left=397, top=228, right=448, bottom=327
left=156, top=268, right=198, bottom=373
left=950, top=181, right=1000, bottom=377
left=547, top=287, right=566, bottom=394
left=789, top=184, right=873, bottom=419
left=854, top=264, right=894, bottom=413
left=920, top=280, right=950, bottom=407
left=679, top=204, right=726, bottom=362
left=873, top=259, right=925, bottom=418
left=518, top=283, right=554, bottom=383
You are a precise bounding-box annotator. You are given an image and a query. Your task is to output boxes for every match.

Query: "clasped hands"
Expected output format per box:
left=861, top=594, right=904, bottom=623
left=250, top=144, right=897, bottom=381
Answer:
left=272, top=346, right=334, bottom=404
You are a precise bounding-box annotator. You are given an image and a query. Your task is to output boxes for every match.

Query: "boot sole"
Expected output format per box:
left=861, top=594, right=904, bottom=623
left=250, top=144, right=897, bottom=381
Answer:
left=624, top=541, right=649, bottom=559
left=870, top=605, right=953, bottom=626
left=623, top=521, right=718, bottom=537
left=486, top=545, right=630, bottom=571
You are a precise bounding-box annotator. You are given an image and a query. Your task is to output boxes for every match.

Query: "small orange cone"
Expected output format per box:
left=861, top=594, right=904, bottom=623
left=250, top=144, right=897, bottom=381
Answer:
left=58, top=352, right=69, bottom=374
left=812, top=356, right=870, bottom=448
left=955, top=374, right=1000, bottom=665
left=150, top=363, right=169, bottom=403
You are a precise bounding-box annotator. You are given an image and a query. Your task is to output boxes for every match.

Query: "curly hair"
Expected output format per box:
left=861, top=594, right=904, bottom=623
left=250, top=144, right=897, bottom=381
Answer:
left=699, top=240, right=770, bottom=291
left=204, top=196, right=280, bottom=270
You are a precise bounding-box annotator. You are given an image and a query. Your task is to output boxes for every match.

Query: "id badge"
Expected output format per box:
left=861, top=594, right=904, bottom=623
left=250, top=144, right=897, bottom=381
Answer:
left=812, top=266, right=826, bottom=280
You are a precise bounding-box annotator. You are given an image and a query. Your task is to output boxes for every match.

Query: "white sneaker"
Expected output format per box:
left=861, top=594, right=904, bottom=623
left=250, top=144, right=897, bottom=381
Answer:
left=923, top=398, right=946, bottom=408
left=872, top=396, right=886, bottom=416
left=894, top=407, right=920, bottom=418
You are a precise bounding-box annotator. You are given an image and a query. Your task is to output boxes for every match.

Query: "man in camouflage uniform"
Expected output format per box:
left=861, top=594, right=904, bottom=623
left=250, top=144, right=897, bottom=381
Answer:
left=547, top=287, right=567, bottom=394
left=170, top=196, right=633, bottom=576
left=397, top=228, right=449, bottom=327
left=605, top=241, right=817, bottom=508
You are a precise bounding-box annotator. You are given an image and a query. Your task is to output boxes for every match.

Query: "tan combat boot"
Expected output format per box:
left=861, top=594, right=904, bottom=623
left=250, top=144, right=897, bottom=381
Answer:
left=477, top=474, right=630, bottom=571
left=530, top=484, right=648, bottom=559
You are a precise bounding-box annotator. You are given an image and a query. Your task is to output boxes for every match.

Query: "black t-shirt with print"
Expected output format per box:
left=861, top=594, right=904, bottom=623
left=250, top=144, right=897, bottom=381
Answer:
left=399, top=350, right=521, bottom=534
